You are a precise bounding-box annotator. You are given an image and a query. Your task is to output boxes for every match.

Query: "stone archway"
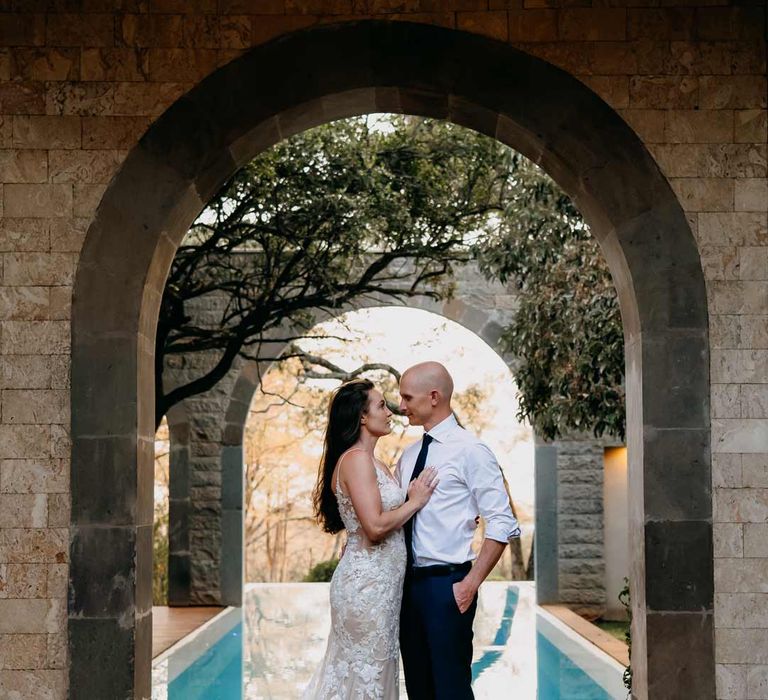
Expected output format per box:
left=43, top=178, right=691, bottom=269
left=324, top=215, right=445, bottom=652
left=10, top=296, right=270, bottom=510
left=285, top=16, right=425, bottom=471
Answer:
left=203, top=278, right=521, bottom=604
left=70, top=20, right=712, bottom=699
left=163, top=266, right=518, bottom=606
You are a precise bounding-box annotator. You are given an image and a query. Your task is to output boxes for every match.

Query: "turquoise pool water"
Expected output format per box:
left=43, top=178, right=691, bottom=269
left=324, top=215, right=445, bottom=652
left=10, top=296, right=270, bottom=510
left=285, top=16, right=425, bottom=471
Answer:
left=168, top=622, right=244, bottom=700
left=153, top=582, right=625, bottom=699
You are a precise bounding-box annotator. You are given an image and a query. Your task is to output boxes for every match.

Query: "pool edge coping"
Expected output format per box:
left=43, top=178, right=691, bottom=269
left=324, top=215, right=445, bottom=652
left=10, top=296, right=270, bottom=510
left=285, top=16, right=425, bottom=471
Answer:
left=152, top=605, right=240, bottom=671
left=540, top=604, right=630, bottom=667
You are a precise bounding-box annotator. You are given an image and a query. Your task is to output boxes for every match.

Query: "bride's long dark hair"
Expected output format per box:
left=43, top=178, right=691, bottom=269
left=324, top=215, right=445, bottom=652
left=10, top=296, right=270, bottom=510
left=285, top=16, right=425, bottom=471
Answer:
left=312, top=378, right=374, bottom=534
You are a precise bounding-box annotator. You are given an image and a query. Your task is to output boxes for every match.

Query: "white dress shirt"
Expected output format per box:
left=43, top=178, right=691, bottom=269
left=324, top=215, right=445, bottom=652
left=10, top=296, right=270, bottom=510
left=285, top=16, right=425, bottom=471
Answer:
left=398, top=414, right=521, bottom=567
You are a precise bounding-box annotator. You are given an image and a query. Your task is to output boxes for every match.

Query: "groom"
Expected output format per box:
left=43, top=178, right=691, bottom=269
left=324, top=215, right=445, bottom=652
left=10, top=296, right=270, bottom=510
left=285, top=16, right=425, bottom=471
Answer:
left=397, top=361, right=521, bottom=699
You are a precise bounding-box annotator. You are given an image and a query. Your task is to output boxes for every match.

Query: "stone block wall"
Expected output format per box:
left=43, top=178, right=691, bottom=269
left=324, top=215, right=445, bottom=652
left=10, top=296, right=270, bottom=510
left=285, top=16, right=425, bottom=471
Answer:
left=0, top=3, right=762, bottom=699
left=555, top=439, right=610, bottom=616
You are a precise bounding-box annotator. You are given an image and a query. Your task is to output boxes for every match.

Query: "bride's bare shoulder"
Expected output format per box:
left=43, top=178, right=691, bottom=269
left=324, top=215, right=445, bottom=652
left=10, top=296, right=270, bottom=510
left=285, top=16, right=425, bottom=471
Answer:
left=337, top=449, right=375, bottom=476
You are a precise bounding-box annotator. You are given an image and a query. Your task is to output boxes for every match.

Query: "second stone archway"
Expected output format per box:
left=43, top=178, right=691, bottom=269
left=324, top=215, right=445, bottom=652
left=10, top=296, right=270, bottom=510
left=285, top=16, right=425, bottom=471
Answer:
left=165, top=264, right=520, bottom=606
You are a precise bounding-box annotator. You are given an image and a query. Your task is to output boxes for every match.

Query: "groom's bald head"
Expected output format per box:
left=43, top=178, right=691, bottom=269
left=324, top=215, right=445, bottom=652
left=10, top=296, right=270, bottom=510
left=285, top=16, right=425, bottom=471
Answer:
left=399, top=362, right=454, bottom=430
left=401, top=362, right=454, bottom=401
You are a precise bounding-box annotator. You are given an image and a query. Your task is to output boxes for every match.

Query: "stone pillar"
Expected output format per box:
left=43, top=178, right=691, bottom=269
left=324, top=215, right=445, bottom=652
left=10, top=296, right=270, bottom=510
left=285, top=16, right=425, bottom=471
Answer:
left=534, top=440, right=559, bottom=603
left=556, top=438, right=607, bottom=617
left=220, top=444, right=244, bottom=606
left=166, top=403, right=244, bottom=607
left=535, top=434, right=613, bottom=617
left=167, top=410, right=192, bottom=605
left=163, top=335, right=245, bottom=606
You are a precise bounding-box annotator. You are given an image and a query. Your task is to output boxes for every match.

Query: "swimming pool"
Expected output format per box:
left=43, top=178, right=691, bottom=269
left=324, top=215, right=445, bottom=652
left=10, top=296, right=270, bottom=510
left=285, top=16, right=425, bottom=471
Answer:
left=152, top=582, right=626, bottom=699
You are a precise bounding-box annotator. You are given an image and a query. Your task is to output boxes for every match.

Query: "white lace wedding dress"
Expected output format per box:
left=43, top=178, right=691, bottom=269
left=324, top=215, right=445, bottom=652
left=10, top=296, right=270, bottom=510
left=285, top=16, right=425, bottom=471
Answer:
left=302, top=457, right=407, bottom=699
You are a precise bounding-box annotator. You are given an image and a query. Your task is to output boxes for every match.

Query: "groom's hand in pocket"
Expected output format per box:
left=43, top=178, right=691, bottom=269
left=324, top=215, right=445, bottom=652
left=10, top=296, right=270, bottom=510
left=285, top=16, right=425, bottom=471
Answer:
left=452, top=578, right=478, bottom=614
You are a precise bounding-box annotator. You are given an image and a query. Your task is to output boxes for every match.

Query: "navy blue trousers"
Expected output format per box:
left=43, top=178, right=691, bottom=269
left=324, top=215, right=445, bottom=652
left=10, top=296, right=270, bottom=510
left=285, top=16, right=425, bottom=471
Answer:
left=400, top=568, right=478, bottom=699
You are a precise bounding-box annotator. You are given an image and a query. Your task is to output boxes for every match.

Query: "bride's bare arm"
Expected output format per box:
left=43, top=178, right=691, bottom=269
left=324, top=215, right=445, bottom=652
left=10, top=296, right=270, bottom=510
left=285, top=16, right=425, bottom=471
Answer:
left=340, top=452, right=438, bottom=543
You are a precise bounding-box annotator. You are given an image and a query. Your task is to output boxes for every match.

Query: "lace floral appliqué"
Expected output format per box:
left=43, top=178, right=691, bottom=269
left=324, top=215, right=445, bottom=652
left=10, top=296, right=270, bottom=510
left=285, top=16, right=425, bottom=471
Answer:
left=302, top=468, right=406, bottom=700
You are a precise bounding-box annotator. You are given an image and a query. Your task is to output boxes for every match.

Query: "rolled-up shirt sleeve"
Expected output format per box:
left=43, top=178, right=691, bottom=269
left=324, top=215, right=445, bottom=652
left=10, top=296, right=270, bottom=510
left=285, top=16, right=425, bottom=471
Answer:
left=465, top=442, right=522, bottom=542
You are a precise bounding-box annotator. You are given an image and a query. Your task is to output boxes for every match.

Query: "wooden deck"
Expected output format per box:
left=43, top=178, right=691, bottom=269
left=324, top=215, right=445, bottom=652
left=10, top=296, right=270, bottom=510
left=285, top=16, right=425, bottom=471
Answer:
left=152, top=606, right=224, bottom=658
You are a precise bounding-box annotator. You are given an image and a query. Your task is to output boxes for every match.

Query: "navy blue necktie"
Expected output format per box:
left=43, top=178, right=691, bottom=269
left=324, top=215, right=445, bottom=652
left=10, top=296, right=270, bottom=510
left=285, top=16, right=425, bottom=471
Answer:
left=404, top=433, right=433, bottom=569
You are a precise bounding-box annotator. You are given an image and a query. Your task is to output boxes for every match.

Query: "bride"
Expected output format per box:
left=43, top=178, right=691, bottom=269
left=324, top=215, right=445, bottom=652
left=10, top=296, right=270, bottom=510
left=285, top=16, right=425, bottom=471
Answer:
left=303, top=378, right=438, bottom=700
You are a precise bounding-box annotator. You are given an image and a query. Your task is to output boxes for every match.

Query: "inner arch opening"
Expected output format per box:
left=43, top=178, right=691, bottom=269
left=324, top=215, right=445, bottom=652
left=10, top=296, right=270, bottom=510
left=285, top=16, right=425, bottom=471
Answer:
left=242, top=305, right=536, bottom=584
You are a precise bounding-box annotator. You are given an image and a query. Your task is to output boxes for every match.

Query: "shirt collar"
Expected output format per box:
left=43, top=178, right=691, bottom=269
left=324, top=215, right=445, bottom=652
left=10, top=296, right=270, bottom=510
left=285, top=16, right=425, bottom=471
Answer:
left=425, top=413, right=458, bottom=443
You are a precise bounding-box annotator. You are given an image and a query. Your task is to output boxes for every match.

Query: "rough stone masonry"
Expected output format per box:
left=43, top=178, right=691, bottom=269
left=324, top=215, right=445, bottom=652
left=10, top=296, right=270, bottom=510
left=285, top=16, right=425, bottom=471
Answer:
left=0, top=4, right=764, bottom=700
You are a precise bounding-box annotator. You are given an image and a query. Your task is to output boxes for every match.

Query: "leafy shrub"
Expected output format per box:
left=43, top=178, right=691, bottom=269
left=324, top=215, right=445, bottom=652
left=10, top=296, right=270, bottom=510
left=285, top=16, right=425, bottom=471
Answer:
left=304, top=559, right=339, bottom=582
left=619, top=578, right=632, bottom=695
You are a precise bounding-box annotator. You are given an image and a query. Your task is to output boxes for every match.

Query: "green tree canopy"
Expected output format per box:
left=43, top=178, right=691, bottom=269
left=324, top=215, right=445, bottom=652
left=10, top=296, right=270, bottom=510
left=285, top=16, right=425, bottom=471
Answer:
left=157, top=116, right=510, bottom=424
left=475, top=155, right=625, bottom=441
left=158, top=116, right=625, bottom=441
